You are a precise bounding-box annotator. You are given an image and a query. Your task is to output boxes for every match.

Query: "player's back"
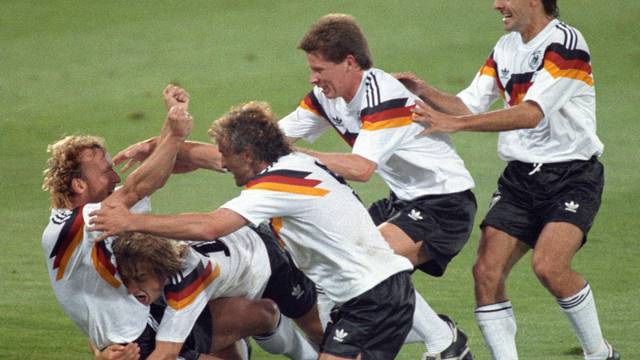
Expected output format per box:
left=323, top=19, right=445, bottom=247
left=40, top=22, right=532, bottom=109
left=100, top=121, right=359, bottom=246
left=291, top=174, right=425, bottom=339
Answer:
left=223, top=152, right=413, bottom=303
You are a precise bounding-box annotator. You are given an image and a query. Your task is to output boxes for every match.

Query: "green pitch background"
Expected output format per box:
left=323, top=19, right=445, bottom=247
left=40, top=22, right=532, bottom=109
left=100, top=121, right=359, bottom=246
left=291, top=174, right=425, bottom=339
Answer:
left=1, top=1, right=638, bottom=359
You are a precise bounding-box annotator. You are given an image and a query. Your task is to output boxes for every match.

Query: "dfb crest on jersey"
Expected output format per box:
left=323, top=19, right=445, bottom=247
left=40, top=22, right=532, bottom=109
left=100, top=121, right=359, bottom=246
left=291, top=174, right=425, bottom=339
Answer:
left=529, top=50, right=543, bottom=69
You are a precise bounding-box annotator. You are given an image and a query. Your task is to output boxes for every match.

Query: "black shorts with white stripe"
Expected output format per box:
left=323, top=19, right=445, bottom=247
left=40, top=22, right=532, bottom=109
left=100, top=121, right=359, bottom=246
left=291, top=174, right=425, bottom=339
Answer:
left=253, top=224, right=317, bottom=319
left=369, top=190, right=477, bottom=277
left=134, top=302, right=211, bottom=360
left=481, top=156, right=604, bottom=247
left=320, top=271, right=415, bottom=360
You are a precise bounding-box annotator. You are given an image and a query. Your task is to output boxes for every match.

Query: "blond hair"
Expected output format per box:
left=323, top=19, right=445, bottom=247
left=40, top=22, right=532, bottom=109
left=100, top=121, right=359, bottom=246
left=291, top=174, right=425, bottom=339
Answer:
left=112, top=232, right=187, bottom=281
left=42, top=135, right=106, bottom=208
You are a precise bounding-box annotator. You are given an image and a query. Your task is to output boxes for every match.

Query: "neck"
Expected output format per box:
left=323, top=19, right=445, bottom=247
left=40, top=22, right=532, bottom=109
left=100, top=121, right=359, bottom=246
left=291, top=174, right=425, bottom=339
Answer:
left=521, top=15, right=553, bottom=43
left=343, top=69, right=364, bottom=103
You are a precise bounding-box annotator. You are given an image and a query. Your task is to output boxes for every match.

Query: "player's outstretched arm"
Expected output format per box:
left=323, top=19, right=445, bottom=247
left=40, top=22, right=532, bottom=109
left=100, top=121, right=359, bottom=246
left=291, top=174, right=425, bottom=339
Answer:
left=106, top=105, right=192, bottom=209
left=89, top=206, right=247, bottom=243
left=412, top=99, right=543, bottom=136
left=295, top=147, right=377, bottom=182
left=394, top=72, right=472, bottom=116
left=114, top=138, right=224, bottom=174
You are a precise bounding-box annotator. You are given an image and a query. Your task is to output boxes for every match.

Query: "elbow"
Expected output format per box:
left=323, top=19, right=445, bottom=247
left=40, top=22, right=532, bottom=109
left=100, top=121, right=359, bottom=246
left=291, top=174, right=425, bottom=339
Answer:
left=351, top=162, right=376, bottom=182
left=200, top=223, right=221, bottom=241
left=522, top=100, right=545, bottom=128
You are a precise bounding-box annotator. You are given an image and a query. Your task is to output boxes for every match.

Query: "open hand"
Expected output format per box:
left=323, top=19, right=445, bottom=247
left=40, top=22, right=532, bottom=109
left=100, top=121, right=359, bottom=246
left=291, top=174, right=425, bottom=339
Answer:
left=411, top=99, right=462, bottom=136
left=88, top=203, right=133, bottom=242
left=113, top=137, right=158, bottom=173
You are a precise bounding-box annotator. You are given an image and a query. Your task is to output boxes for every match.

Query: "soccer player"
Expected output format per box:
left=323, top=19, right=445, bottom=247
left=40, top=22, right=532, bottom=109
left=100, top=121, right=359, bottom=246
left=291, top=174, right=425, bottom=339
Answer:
left=406, top=1, right=618, bottom=359
left=279, top=13, right=475, bottom=359
left=41, top=87, right=298, bottom=360
left=111, top=226, right=320, bottom=360
left=89, top=101, right=418, bottom=360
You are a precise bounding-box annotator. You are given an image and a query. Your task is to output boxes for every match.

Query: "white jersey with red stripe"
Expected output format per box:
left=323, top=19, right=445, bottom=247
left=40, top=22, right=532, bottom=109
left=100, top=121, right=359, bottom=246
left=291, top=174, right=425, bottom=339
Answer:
left=222, top=152, right=413, bottom=304
left=279, top=68, right=474, bottom=201
left=41, top=199, right=151, bottom=349
left=457, top=19, right=603, bottom=163
left=155, top=227, right=271, bottom=343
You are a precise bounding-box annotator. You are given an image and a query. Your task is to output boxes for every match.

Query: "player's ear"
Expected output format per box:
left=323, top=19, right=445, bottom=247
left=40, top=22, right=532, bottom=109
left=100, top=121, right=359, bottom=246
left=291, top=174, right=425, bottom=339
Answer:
left=71, top=177, right=87, bottom=195
left=345, top=54, right=358, bottom=70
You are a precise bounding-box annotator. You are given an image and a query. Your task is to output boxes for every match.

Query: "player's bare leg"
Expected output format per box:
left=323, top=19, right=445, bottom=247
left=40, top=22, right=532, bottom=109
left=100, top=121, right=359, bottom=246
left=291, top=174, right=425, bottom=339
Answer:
left=293, top=303, right=324, bottom=346
left=473, top=225, right=529, bottom=359
left=208, top=297, right=278, bottom=351
left=473, top=226, right=529, bottom=305
left=533, top=222, right=617, bottom=360
left=378, top=222, right=427, bottom=265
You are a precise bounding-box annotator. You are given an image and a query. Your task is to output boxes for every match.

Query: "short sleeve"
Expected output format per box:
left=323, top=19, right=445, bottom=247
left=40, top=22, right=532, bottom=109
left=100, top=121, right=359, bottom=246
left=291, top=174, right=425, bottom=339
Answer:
left=279, top=91, right=332, bottom=143
left=457, top=51, right=503, bottom=114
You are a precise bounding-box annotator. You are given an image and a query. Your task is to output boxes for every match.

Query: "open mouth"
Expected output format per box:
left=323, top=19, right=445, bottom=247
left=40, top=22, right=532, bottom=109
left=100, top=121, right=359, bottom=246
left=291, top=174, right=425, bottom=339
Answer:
left=134, top=292, right=149, bottom=305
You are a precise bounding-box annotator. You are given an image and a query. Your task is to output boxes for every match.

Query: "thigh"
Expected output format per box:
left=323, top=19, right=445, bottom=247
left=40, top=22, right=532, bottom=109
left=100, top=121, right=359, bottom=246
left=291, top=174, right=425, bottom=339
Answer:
left=477, top=226, right=530, bottom=274
left=532, top=222, right=583, bottom=269
left=209, top=297, right=278, bottom=351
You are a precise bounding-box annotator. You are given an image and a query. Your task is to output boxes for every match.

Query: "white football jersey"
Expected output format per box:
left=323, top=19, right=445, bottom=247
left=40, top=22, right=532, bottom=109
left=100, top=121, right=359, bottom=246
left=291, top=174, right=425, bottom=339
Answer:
left=41, top=199, right=151, bottom=349
left=280, top=68, right=474, bottom=201
left=155, top=227, right=271, bottom=343
left=222, top=152, right=413, bottom=304
left=457, top=19, right=603, bottom=163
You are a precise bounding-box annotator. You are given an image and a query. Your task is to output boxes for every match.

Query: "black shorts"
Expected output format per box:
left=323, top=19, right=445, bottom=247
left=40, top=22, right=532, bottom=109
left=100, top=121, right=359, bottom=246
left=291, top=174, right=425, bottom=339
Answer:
left=253, top=224, right=317, bottom=319
left=368, top=190, right=477, bottom=277
left=320, top=271, right=415, bottom=360
left=135, top=302, right=211, bottom=360
left=481, top=156, right=604, bottom=247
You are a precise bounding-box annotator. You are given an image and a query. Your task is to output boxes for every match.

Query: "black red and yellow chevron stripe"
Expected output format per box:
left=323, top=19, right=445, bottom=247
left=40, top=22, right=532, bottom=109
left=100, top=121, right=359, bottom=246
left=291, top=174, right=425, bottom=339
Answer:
left=360, top=98, right=413, bottom=131
left=165, top=261, right=220, bottom=310
left=300, top=92, right=357, bottom=147
left=543, top=43, right=593, bottom=86
left=245, top=170, right=329, bottom=197
left=49, top=206, right=84, bottom=281
left=92, top=241, right=121, bottom=288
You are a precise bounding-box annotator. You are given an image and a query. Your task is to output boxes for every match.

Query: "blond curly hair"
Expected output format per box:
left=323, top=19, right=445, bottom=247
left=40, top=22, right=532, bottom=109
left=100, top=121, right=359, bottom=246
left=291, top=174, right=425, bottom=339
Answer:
left=42, top=135, right=106, bottom=209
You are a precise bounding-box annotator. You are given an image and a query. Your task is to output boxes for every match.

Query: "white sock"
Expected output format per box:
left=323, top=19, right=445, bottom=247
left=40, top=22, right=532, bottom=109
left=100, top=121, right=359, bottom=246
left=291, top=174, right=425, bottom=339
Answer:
left=408, top=290, right=453, bottom=353
left=557, top=283, right=608, bottom=359
left=252, top=313, right=318, bottom=360
left=475, top=300, right=518, bottom=360
left=237, top=338, right=250, bottom=360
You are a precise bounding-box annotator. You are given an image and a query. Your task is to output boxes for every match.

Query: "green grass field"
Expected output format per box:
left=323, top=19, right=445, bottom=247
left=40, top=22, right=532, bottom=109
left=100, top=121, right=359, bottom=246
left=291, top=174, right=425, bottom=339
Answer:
left=1, top=1, right=639, bottom=359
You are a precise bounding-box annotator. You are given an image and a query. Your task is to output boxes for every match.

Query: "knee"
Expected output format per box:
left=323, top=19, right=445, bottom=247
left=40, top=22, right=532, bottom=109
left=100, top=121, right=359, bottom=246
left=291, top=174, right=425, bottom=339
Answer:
left=256, top=299, right=280, bottom=334
left=531, top=255, right=564, bottom=287
left=472, top=257, right=502, bottom=287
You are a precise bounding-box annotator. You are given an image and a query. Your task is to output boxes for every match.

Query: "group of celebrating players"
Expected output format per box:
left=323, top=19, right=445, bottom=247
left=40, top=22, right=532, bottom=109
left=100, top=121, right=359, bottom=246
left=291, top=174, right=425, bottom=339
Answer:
left=42, top=1, right=619, bottom=359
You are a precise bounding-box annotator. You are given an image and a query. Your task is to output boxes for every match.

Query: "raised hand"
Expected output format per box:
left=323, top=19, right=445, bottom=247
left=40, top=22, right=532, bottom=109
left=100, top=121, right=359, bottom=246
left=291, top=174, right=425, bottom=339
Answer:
left=166, top=104, right=193, bottom=141
left=163, top=84, right=190, bottom=111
